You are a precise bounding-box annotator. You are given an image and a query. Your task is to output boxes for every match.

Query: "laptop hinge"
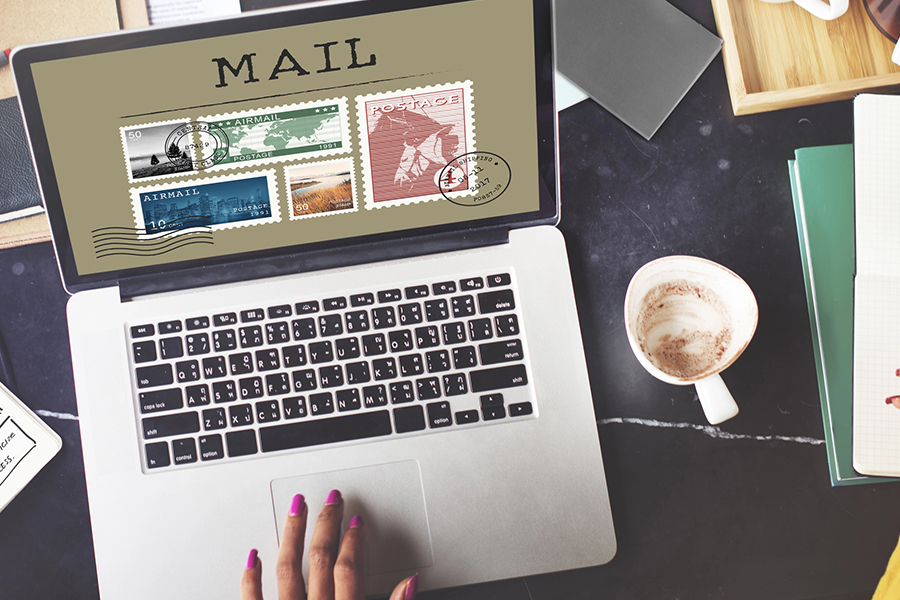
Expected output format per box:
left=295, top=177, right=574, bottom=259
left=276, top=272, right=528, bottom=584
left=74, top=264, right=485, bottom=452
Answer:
left=118, top=227, right=510, bottom=300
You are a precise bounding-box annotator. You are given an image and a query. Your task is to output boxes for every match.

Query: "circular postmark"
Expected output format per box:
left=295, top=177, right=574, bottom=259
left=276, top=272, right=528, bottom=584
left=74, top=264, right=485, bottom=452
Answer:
left=438, top=152, right=511, bottom=207
left=165, top=121, right=230, bottom=170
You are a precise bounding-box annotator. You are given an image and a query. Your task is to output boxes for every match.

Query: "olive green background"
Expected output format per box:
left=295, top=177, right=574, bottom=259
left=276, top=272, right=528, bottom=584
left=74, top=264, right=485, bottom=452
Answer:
left=31, top=0, right=539, bottom=276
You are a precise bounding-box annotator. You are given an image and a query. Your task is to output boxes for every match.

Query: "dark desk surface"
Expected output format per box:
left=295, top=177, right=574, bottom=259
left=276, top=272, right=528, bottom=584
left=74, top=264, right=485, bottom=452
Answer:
left=2, top=1, right=898, bottom=598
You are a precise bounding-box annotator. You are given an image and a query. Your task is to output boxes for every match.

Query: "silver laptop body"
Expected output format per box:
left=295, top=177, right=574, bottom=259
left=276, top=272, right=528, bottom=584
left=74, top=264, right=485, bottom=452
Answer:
left=12, top=0, right=616, bottom=597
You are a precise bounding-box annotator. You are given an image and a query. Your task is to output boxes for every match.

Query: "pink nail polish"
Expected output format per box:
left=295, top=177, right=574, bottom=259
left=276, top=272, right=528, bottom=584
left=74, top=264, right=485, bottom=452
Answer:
left=246, top=548, right=258, bottom=570
left=325, top=489, right=342, bottom=505
left=349, top=514, right=364, bottom=528
left=290, top=494, right=305, bottom=516
left=405, top=573, right=419, bottom=600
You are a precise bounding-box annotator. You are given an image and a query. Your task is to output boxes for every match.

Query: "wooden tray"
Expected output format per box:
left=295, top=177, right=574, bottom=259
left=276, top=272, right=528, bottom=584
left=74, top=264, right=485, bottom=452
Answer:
left=711, top=0, right=900, bottom=115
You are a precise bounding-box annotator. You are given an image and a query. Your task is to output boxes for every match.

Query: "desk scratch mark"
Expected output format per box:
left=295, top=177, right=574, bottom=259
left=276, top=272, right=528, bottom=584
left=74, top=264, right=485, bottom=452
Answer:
left=598, top=417, right=825, bottom=446
left=35, top=409, right=79, bottom=421
left=622, top=202, right=660, bottom=249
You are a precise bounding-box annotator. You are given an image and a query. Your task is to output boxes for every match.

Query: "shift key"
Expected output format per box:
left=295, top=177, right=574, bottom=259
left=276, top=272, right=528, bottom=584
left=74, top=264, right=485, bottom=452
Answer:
left=470, top=364, right=528, bottom=393
left=143, top=412, right=200, bottom=439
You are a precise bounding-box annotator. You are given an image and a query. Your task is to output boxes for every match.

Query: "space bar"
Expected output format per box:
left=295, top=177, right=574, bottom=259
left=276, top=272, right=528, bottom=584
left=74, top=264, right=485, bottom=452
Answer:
left=259, top=410, right=393, bottom=453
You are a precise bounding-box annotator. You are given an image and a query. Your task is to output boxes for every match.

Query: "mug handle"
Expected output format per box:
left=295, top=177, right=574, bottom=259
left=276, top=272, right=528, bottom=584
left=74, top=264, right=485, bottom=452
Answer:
left=793, top=0, right=849, bottom=20
left=694, top=374, right=740, bottom=425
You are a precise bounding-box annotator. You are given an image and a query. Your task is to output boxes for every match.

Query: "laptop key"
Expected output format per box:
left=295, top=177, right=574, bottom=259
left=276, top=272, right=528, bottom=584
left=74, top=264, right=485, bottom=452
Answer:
left=226, top=430, right=258, bottom=457
left=509, top=402, right=533, bottom=417
left=432, top=281, right=456, bottom=295
left=203, top=407, right=227, bottom=430
left=487, top=273, right=511, bottom=287
left=213, top=329, right=237, bottom=351
left=455, top=410, right=479, bottom=424
left=240, top=309, right=265, bottom=322
left=186, top=316, right=210, bottom=330
left=267, top=305, right=292, bottom=319
left=136, top=364, right=174, bottom=388
left=427, top=401, right=452, bottom=428
left=479, top=339, right=523, bottom=366
left=139, top=388, right=183, bottom=414
left=350, top=293, right=375, bottom=307
left=132, top=341, right=157, bottom=363
left=159, top=320, right=182, bottom=334
left=460, top=277, right=484, bottom=291
left=199, top=434, right=225, bottom=460
left=405, top=285, right=429, bottom=299
left=494, top=314, right=519, bottom=337
left=295, top=300, right=320, bottom=315
left=470, top=365, right=528, bottom=393
left=159, top=337, right=184, bottom=359
left=214, top=312, right=238, bottom=326
left=202, top=356, right=227, bottom=378
left=477, top=289, right=515, bottom=314
left=131, top=324, right=155, bottom=338
left=145, top=441, right=170, bottom=468
left=142, top=412, right=200, bottom=439
left=377, top=289, right=402, bottom=303
left=259, top=410, right=392, bottom=452
left=172, top=438, right=197, bottom=464
left=393, top=405, right=425, bottom=433
left=186, top=333, right=210, bottom=355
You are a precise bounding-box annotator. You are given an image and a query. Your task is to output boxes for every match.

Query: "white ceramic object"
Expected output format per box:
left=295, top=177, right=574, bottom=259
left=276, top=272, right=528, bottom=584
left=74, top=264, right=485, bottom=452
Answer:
left=624, top=256, right=759, bottom=425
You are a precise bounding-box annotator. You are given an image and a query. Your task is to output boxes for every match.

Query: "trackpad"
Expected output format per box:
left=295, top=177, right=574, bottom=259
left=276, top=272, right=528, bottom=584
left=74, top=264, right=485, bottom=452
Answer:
left=271, top=460, right=434, bottom=576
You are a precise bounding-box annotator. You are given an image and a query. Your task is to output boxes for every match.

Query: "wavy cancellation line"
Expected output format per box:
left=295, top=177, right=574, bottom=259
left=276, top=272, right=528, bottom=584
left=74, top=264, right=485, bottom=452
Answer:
left=92, top=216, right=214, bottom=258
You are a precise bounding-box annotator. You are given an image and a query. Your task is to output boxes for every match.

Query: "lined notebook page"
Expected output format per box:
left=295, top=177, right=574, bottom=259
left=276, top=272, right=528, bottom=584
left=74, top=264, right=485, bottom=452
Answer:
left=852, top=94, right=900, bottom=477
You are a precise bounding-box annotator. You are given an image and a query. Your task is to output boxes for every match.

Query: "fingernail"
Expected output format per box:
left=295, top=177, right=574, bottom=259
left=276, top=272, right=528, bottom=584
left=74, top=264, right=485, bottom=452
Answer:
left=246, top=548, right=258, bottom=570
left=325, top=489, right=342, bottom=505
left=405, top=573, right=419, bottom=600
left=290, top=494, right=305, bottom=516
left=349, top=514, right=364, bottom=528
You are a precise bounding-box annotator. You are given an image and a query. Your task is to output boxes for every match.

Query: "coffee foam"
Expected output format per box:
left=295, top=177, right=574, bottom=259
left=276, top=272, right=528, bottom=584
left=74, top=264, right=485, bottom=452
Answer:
left=635, top=279, right=732, bottom=380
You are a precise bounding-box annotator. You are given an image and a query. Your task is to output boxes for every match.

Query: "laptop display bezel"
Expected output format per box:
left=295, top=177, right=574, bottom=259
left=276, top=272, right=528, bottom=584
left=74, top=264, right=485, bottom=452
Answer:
left=12, top=0, right=558, bottom=295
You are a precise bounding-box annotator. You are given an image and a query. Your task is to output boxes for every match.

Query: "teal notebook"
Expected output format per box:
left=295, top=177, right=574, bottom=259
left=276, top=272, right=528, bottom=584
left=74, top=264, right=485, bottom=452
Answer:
left=790, top=144, right=893, bottom=486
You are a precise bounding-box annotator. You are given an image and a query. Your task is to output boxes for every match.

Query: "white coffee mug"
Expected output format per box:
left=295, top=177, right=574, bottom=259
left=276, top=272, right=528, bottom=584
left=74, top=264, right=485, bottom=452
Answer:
left=624, top=256, right=758, bottom=425
left=758, top=0, right=848, bottom=21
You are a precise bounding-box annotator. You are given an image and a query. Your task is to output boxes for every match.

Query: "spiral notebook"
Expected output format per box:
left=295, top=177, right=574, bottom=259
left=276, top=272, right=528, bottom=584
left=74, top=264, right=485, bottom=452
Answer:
left=852, top=93, right=900, bottom=477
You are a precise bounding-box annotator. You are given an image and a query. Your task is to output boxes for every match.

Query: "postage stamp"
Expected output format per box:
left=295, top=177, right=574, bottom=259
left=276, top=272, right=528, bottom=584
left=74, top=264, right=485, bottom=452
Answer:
left=285, top=157, right=357, bottom=221
left=199, top=97, right=350, bottom=171
left=355, top=81, right=475, bottom=210
left=130, top=169, right=280, bottom=236
left=120, top=119, right=198, bottom=183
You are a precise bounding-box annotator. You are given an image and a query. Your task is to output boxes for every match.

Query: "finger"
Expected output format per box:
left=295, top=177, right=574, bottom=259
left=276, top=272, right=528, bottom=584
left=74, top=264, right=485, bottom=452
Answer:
left=387, top=574, right=419, bottom=600
left=241, top=549, right=264, bottom=600
left=275, top=494, right=308, bottom=600
left=307, top=489, right=344, bottom=600
left=334, top=514, right=366, bottom=600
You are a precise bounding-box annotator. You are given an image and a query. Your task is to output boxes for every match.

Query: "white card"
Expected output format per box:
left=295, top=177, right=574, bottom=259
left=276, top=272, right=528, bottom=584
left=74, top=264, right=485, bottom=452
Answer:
left=0, top=382, right=62, bottom=513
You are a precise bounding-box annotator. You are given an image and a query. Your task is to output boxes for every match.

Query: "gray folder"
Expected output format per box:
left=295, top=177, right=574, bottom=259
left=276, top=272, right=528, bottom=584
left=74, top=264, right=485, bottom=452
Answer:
left=556, top=0, right=722, bottom=139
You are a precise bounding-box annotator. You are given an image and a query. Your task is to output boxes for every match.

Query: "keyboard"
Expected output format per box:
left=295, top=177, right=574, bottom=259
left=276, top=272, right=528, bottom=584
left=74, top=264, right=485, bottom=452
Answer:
left=127, top=271, right=537, bottom=471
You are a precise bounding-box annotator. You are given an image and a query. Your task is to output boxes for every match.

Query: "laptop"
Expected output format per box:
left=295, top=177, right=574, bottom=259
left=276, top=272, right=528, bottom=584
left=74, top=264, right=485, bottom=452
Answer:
left=12, top=0, right=616, bottom=597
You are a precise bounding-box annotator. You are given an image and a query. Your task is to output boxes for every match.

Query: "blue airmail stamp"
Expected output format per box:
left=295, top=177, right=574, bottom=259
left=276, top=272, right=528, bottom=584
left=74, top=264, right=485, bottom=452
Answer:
left=130, top=169, right=280, bottom=236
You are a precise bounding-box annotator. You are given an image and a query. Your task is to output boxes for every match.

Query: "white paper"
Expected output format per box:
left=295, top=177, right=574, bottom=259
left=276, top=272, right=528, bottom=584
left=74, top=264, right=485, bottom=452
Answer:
left=146, top=0, right=242, bottom=26
left=0, top=383, right=62, bottom=512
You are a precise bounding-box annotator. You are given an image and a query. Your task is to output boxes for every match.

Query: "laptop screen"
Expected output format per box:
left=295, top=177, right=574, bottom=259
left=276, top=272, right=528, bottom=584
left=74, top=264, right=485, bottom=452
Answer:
left=13, top=0, right=556, bottom=292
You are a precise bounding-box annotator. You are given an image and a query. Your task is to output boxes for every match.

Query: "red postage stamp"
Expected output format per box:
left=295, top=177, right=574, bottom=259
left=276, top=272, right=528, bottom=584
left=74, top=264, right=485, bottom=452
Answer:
left=356, top=81, right=475, bottom=209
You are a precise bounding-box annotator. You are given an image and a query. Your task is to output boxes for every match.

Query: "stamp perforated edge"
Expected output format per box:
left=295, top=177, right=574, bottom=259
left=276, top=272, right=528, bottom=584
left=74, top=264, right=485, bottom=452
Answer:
left=284, top=157, right=358, bottom=221
left=130, top=168, right=281, bottom=235
left=120, top=118, right=196, bottom=184
left=198, top=97, right=351, bottom=172
left=355, top=80, right=475, bottom=210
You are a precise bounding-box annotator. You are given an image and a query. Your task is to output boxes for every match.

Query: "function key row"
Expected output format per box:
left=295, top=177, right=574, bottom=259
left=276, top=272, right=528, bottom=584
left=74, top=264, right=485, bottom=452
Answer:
left=129, top=275, right=512, bottom=339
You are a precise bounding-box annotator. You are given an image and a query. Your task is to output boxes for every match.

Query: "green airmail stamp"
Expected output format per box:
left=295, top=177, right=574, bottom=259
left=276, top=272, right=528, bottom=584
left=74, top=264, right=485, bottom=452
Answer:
left=200, top=97, right=350, bottom=171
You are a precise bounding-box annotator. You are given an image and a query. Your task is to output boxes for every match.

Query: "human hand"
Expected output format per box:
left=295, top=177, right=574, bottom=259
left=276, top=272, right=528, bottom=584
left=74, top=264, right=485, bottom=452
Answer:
left=241, top=489, right=418, bottom=600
